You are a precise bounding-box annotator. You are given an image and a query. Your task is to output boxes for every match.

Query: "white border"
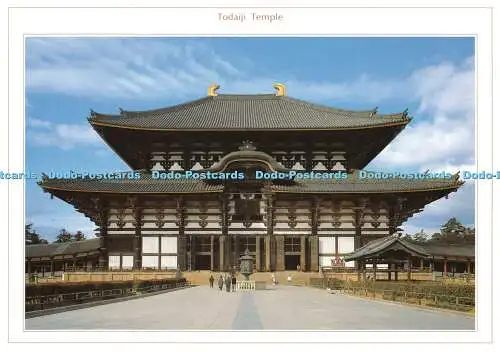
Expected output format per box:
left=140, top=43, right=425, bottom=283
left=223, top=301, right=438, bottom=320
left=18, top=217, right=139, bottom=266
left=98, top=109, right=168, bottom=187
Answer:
left=4, top=5, right=494, bottom=345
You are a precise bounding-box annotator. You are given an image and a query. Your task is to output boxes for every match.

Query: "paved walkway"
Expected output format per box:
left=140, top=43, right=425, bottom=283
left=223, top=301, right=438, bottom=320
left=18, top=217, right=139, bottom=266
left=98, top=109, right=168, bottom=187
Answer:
left=25, top=286, right=474, bottom=330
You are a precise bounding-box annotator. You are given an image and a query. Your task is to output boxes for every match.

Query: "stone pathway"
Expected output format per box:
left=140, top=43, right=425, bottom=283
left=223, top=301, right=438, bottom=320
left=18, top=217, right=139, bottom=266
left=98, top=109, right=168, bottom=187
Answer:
left=25, top=286, right=474, bottom=330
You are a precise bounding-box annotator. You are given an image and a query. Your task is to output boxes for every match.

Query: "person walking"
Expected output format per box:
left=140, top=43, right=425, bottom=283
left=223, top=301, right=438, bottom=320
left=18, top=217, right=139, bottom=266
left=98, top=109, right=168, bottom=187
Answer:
left=209, top=274, right=214, bottom=288
left=225, top=275, right=231, bottom=292
left=218, top=275, right=224, bottom=291
left=231, top=275, right=237, bottom=292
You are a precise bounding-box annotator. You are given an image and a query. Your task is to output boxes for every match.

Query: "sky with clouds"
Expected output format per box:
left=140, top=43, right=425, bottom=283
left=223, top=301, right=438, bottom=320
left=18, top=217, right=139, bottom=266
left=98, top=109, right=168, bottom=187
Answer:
left=25, top=37, right=475, bottom=241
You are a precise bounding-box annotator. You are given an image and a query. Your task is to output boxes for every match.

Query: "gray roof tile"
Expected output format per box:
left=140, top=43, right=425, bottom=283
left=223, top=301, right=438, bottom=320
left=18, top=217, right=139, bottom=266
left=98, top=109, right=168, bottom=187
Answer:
left=89, top=94, right=409, bottom=130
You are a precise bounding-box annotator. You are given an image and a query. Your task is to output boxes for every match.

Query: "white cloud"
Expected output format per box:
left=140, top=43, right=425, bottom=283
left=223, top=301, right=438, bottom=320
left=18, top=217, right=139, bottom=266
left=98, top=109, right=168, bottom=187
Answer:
left=371, top=58, right=474, bottom=172
left=28, top=117, right=52, bottom=128
left=27, top=118, right=100, bottom=149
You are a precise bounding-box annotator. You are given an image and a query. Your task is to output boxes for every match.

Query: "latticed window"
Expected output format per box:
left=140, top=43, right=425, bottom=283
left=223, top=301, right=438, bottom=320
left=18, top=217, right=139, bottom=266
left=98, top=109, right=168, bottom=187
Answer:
left=195, top=237, right=212, bottom=252
left=285, top=237, right=301, bottom=252
left=238, top=237, right=256, bottom=252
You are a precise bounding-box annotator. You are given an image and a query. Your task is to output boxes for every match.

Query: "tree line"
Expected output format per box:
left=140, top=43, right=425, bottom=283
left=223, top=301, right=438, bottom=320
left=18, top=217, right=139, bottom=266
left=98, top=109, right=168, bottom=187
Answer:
left=402, top=217, right=475, bottom=244
left=25, top=223, right=87, bottom=245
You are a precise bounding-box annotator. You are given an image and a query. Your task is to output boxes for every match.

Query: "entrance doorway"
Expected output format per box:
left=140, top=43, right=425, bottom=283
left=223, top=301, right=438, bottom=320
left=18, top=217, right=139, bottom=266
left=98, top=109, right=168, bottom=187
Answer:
left=285, top=255, right=300, bottom=270
left=196, top=255, right=211, bottom=270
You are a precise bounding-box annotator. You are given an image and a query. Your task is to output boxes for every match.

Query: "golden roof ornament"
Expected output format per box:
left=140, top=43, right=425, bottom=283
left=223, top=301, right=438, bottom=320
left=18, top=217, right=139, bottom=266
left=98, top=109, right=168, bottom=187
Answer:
left=208, top=84, right=220, bottom=97
left=273, top=83, right=286, bottom=96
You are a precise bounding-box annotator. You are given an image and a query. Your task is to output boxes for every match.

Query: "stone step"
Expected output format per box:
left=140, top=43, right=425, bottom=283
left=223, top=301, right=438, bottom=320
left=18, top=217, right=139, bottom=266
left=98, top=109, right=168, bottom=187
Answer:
left=181, top=271, right=322, bottom=286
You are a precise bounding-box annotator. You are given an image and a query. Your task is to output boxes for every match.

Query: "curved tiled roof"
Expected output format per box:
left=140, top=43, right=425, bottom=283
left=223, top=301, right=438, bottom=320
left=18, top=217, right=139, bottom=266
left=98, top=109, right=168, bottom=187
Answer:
left=343, top=235, right=475, bottom=261
left=38, top=172, right=461, bottom=194
left=89, top=94, right=410, bottom=130
left=38, top=173, right=225, bottom=194
left=344, top=235, right=430, bottom=261
left=26, top=238, right=100, bottom=259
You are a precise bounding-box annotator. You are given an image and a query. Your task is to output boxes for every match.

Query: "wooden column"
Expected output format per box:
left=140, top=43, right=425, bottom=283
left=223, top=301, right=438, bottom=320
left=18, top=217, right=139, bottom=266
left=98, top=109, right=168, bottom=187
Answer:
left=234, top=236, right=240, bottom=267
left=353, top=207, right=364, bottom=271
left=27, top=260, right=31, bottom=276
left=444, top=259, right=448, bottom=277
left=373, top=262, right=377, bottom=281
left=361, top=260, right=366, bottom=281
left=50, top=259, right=55, bottom=276
left=72, top=256, right=77, bottom=271
left=466, top=260, right=471, bottom=274
left=256, top=235, right=261, bottom=272
left=210, top=235, right=214, bottom=271
left=275, top=235, right=285, bottom=271
left=219, top=236, right=225, bottom=271
left=420, top=258, right=424, bottom=271
left=265, top=194, right=275, bottom=271
left=310, top=198, right=319, bottom=272
left=132, top=206, right=143, bottom=270
left=310, top=236, right=319, bottom=272
left=176, top=197, right=186, bottom=271
left=265, top=236, right=271, bottom=271
left=407, top=257, right=412, bottom=281
left=300, top=235, right=306, bottom=271
left=97, top=207, right=109, bottom=270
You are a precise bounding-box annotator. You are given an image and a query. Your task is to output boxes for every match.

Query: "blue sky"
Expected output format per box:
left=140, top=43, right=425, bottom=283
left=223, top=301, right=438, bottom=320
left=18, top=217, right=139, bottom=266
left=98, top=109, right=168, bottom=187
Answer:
left=25, top=37, right=475, bottom=241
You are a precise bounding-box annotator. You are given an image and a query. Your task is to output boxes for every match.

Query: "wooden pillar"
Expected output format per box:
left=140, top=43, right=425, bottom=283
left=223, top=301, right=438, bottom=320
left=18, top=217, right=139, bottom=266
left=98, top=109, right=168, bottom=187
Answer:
left=407, top=257, right=412, bottom=281
left=256, top=235, right=261, bottom=271
left=310, top=198, right=319, bottom=272
left=388, top=262, right=391, bottom=281
left=467, top=260, right=471, bottom=274
left=98, top=208, right=109, bottom=270
left=420, top=258, right=424, bottom=271
left=176, top=198, right=186, bottom=271
left=443, top=259, right=448, bottom=277
left=72, top=256, right=77, bottom=271
left=265, top=236, right=271, bottom=271
left=373, top=262, right=377, bottom=281
left=191, top=236, right=196, bottom=271
left=50, top=259, right=55, bottom=276
left=310, top=235, right=319, bottom=272
left=133, top=206, right=143, bottom=270
left=210, top=235, right=214, bottom=271
left=265, top=194, right=275, bottom=272
left=300, top=235, right=306, bottom=271
left=362, top=261, right=366, bottom=281
left=27, top=260, right=31, bottom=276
left=394, top=263, right=398, bottom=281
left=275, top=235, right=285, bottom=271
left=234, top=236, right=240, bottom=267
left=219, top=236, right=225, bottom=271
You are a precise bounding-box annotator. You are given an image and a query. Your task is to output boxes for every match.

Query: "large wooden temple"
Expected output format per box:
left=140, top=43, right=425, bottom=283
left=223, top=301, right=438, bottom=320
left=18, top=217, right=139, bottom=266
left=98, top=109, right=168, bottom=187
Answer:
left=34, top=84, right=464, bottom=273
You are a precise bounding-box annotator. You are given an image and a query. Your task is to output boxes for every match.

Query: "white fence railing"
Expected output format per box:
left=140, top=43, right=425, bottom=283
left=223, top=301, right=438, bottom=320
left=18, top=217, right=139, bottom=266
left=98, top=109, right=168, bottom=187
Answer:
left=236, top=280, right=256, bottom=291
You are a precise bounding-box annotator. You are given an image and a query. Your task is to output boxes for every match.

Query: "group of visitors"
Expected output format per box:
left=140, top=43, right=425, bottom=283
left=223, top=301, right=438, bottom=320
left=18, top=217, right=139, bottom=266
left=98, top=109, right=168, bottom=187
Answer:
left=209, top=274, right=237, bottom=292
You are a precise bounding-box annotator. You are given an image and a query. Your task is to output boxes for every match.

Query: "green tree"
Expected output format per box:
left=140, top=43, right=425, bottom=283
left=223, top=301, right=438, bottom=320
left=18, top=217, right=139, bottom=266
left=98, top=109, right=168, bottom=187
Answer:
left=73, top=230, right=86, bottom=241
left=54, top=228, right=72, bottom=243
left=413, top=229, right=429, bottom=243
left=25, top=223, right=49, bottom=245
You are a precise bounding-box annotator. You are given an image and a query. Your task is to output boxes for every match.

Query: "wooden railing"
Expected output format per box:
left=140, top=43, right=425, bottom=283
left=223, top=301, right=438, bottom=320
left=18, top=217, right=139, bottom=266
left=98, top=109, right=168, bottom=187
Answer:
left=26, top=281, right=187, bottom=312
left=339, top=286, right=474, bottom=312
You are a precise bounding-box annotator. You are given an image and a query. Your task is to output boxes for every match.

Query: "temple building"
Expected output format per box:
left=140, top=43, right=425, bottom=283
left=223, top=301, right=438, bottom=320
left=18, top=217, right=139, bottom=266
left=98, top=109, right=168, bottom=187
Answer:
left=33, top=84, right=464, bottom=273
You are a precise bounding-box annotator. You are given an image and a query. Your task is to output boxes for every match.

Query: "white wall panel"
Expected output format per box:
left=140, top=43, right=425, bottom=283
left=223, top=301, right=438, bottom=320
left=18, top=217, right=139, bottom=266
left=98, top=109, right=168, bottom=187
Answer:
left=161, top=256, right=178, bottom=269
left=142, top=256, right=159, bottom=269
left=319, top=255, right=334, bottom=267
left=339, top=257, right=356, bottom=268
left=108, top=255, right=120, bottom=269
left=142, top=237, right=159, bottom=254
left=122, top=256, right=134, bottom=269
left=161, top=237, right=178, bottom=254
left=337, top=237, right=354, bottom=253
left=318, top=237, right=335, bottom=254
